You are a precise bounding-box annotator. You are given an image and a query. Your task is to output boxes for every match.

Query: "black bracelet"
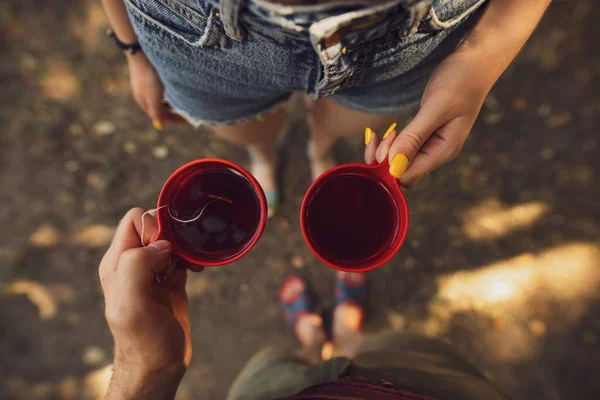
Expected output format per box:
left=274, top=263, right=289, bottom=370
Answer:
left=107, top=29, right=142, bottom=55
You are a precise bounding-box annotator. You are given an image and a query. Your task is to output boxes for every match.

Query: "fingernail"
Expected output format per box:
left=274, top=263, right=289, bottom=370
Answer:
left=383, top=122, right=397, bottom=139
left=389, top=154, right=409, bottom=179
left=364, top=127, right=372, bottom=145
left=149, top=240, right=170, bottom=251
left=152, top=120, right=163, bottom=130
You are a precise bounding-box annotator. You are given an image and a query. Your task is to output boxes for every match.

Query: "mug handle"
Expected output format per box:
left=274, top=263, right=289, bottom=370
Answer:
left=369, top=158, right=401, bottom=187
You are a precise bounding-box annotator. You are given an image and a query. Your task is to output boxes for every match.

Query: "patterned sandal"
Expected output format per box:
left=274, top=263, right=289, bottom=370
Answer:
left=334, top=271, right=367, bottom=331
left=279, top=275, right=314, bottom=337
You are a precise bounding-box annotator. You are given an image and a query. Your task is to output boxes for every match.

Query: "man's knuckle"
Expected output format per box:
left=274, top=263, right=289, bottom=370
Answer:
left=106, top=303, right=139, bottom=328
left=126, top=207, right=145, bottom=219
left=105, top=305, right=127, bottom=327
left=119, top=248, right=145, bottom=266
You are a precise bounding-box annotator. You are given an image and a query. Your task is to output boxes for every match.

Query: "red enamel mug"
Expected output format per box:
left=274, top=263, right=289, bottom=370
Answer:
left=301, top=158, right=409, bottom=273
left=152, top=159, right=267, bottom=267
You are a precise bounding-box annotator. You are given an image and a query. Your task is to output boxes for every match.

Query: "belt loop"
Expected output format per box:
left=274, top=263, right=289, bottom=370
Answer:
left=220, top=0, right=246, bottom=40
left=400, top=0, right=432, bottom=37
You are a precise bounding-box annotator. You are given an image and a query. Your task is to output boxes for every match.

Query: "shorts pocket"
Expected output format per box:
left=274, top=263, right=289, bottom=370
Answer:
left=428, top=0, right=487, bottom=30
left=125, top=0, right=210, bottom=46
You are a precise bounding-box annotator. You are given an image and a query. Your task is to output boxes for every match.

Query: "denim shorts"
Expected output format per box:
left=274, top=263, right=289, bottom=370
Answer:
left=125, top=0, right=488, bottom=126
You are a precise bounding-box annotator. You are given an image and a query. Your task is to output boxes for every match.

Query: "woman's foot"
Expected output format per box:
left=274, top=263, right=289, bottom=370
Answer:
left=280, top=275, right=326, bottom=364
left=249, top=150, right=279, bottom=218
left=333, top=272, right=366, bottom=357
left=307, top=140, right=337, bottom=182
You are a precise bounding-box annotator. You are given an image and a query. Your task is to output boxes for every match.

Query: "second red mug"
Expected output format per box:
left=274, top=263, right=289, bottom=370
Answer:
left=301, top=158, right=409, bottom=272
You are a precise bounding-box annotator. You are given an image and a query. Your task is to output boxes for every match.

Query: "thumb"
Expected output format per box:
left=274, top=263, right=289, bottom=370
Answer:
left=388, top=106, right=448, bottom=179
left=148, top=98, right=169, bottom=131
left=116, top=240, right=172, bottom=296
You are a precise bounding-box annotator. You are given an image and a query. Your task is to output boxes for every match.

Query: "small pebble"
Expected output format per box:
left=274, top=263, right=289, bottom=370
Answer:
left=65, top=160, right=80, bottom=172
left=537, top=104, right=552, bottom=117
left=469, top=154, right=482, bottom=167
left=30, top=224, right=60, bottom=247
left=529, top=320, right=546, bottom=336
left=484, top=94, right=500, bottom=112
left=152, top=145, right=170, bottom=159
left=20, top=53, right=38, bottom=70
left=82, top=346, right=106, bottom=366
left=123, top=141, right=137, bottom=154
left=239, top=283, right=250, bottom=294
left=484, top=112, right=504, bottom=125
left=58, top=376, right=78, bottom=400
left=278, top=218, right=290, bottom=231
left=58, top=377, right=79, bottom=400
left=511, top=97, right=528, bottom=112
left=546, top=112, right=572, bottom=128
left=86, top=172, right=107, bottom=191
left=291, top=255, right=305, bottom=269
left=93, top=121, right=116, bottom=136
left=387, top=311, right=407, bottom=330
left=540, top=148, right=555, bottom=160
left=69, top=123, right=84, bottom=136
left=84, top=200, right=97, bottom=214
left=67, top=313, right=80, bottom=325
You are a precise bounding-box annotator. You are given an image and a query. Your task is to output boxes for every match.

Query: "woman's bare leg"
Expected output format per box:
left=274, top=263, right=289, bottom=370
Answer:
left=210, top=105, right=288, bottom=215
left=306, top=96, right=398, bottom=179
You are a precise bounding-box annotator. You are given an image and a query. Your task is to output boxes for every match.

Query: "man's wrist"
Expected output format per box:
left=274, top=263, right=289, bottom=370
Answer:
left=107, top=359, right=186, bottom=400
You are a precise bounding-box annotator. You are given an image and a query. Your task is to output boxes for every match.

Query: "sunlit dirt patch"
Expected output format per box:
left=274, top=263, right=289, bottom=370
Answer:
left=68, top=2, right=109, bottom=50
left=6, top=281, right=77, bottom=319
left=435, top=243, right=600, bottom=308
left=4, top=365, right=112, bottom=400
left=422, top=243, right=600, bottom=361
left=8, top=280, right=57, bottom=319
left=83, top=364, right=112, bottom=400
left=29, top=223, right=61, bottom=247
left=73, top=224, right=116, bottom=248
left=40, top=60, right=80, bottom=101
left=462, top=198, right=550, bottom=240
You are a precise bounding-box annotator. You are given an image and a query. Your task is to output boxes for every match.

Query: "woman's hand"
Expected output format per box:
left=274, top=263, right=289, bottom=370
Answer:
left=127, top=53, right=186, bottom=129
left=369, top=0, right=551, bottom=188
left=100, top=208, right=198, bottom=399
left=370, top=50, right=492, bottom=188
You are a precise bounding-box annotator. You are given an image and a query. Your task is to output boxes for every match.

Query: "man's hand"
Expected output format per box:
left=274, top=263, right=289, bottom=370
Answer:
left=100, top=208, right=193, bottom=399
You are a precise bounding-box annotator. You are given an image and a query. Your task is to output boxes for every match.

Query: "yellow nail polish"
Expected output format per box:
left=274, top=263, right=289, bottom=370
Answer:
left=383, top=122, right=397, bottom=139
left=365, top=127, right=372, bottom=145
left=152, top=120, right=164, bottom=130
left=389, top=154, right=409, bottom=179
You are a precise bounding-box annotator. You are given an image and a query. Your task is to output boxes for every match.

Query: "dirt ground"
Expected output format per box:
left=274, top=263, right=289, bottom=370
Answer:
left=1, top=0, right=599, bottom=399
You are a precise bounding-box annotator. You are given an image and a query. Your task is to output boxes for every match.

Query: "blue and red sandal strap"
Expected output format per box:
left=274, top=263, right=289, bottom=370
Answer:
left=334, top=272, right=367, bottom=310
left=279, top=275, right=313, bottom=332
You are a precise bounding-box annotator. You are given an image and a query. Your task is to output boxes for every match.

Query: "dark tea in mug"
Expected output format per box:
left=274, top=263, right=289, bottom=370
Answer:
left=303, top=173, right=399, bottom=269
left=167, top=167, right=261, bottom=263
